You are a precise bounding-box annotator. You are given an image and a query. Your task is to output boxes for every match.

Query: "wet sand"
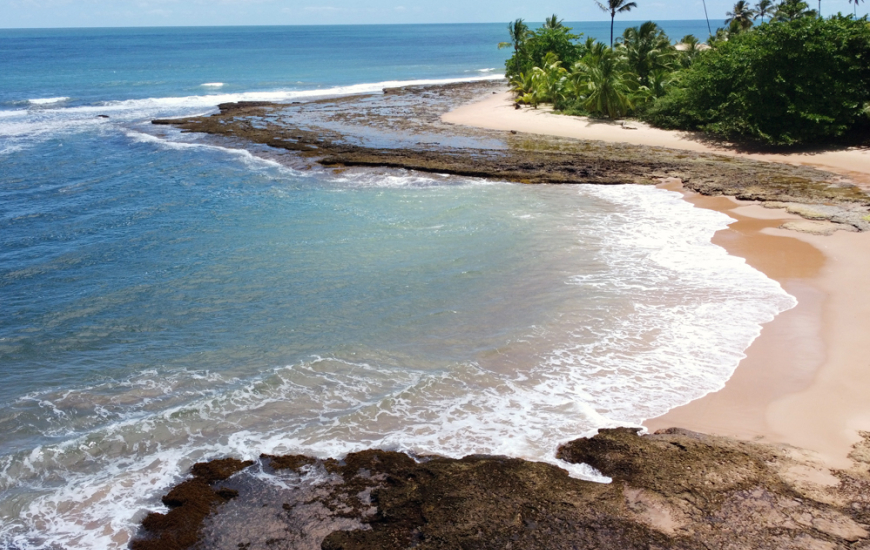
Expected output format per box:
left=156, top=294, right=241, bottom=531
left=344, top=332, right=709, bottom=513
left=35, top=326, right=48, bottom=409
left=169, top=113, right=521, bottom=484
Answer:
left=646, top=183, right=870, bottom=468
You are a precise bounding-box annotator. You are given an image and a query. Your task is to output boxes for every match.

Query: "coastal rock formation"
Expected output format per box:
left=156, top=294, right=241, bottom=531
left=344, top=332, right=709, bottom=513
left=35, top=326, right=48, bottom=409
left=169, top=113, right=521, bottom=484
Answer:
left=150, top=81, right=870, bottom=231
left=131, top=458, right=253, bottom=550
left=131, top=428, right=870, bottom=550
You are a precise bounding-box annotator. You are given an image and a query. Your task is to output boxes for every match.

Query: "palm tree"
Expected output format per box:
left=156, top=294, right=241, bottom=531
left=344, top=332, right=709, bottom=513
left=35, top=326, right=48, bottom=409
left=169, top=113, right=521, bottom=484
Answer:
left=634, top=68, right=678, bottom=104
left=543, top=14, right=565, bottom=29
left=531, top=52, right=569, bottom=105
left=702, top=0, right=713, bottom=35
left=775, top=0, right=814, bottom=20
left=726, top=0, right=757, bottom=29
left=575, top=49, right=634, bottom=118
left=498, top=19, right=530, bottom=75
left=754, top=0, right=774, bottom=22
left=617, top=22, right=677, bottom=87
left=848, top=0, right=864, bottom=16
left=707, top=27, right=730, bottom=46
left=675, top=34, right=704, bottom=67
left=595, top=0, right=639, bottom=47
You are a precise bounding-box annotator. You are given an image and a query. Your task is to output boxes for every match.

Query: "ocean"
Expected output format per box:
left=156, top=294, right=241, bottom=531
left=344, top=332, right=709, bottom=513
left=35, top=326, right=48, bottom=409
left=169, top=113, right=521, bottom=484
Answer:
left=0, top=23, right=793, bottom=548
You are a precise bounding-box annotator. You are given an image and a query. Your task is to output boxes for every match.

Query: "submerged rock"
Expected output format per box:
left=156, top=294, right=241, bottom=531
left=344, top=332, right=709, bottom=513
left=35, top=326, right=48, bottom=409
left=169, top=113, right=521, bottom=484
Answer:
left=131, top=428, right=870, bottom=550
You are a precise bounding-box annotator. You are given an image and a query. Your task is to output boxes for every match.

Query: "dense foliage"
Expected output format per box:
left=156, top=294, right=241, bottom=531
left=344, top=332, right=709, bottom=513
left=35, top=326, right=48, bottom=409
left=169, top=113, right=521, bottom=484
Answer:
left=644, top=15, right=870, bottom=145
left=500, top=17, right=584, bottom=77
left=501, top=7, right=870, bottom=146
left=505, top=18, right=686, bottom=119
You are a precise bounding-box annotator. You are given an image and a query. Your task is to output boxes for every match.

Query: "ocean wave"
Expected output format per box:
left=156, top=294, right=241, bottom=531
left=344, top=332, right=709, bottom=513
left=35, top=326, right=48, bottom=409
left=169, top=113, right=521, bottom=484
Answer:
left=96, top=74, right=506, bottom=109
left=554, top=185, right=796, bottom=424
left=0, top=74, right=505, bottom=143
left=27, top=97, right=70, bottom=105
left=200, top=82, right=224, bottom=88
left=123, top=129, right=308, bottom=176
left=326, top=169, right=511, bottom=189
left=0, top=143, right=25, bottom=156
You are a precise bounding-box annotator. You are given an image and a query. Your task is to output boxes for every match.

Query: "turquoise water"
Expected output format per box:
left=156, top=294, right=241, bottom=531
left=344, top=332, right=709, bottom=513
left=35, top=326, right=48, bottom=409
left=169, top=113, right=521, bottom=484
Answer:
left=0, top=23, right=791, bottom=548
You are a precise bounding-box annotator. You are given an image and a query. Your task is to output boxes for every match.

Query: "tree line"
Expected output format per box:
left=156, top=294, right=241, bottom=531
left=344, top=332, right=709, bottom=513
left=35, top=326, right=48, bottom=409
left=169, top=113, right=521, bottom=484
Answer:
left=501, top=1, right=870, bottom=145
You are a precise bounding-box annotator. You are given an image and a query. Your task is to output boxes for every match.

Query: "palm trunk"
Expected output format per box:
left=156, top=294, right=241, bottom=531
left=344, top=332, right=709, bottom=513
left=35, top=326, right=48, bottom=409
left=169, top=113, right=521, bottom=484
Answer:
left=702, top=0, right=712, bottom=36
left=610, top=14, right=614, bottom=47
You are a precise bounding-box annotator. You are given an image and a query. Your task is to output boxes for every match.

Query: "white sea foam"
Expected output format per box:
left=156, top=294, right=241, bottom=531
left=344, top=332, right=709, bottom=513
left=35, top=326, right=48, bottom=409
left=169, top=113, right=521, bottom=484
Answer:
left=123, top=129, right=307, bottom=177
left=201, top=82, right=225, bottom=88
left=0, top=181, right=796, bottom=549
left=27, top=97, right=69, bottom=105
left=0, top=143, right=25, bottom=156
left=327, top=169, right=509, bottom=189
left=0, top=75, right=505, bottom=145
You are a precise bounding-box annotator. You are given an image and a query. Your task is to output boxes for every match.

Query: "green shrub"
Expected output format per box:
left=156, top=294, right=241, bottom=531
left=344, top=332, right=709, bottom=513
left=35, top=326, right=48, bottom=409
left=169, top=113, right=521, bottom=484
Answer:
left=643, top=16, right=870, bottom=145
left=505, top=24, right=584, bottom=78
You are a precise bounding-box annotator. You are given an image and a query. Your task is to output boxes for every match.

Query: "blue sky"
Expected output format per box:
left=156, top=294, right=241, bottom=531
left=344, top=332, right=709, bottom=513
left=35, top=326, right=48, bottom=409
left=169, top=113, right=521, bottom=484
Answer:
left=1, top=0, right=866, bottom=28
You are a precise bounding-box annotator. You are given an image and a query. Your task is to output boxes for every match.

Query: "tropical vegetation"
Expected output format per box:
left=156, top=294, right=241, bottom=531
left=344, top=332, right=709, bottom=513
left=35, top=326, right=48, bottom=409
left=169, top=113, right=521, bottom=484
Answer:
left=501, top=3, right=870, bottom=146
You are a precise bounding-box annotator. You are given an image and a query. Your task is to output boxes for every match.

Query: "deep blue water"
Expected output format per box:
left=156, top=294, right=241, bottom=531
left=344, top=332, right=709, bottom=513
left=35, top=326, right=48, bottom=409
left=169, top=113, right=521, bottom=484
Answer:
left=0, top=22, right=790, bottom=549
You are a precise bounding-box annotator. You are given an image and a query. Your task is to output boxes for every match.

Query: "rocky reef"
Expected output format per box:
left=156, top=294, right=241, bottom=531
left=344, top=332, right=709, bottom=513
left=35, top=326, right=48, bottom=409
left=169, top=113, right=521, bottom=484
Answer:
left=151, top=81, right=870, bottom=231
left=131, top=428, right=870, bottom=550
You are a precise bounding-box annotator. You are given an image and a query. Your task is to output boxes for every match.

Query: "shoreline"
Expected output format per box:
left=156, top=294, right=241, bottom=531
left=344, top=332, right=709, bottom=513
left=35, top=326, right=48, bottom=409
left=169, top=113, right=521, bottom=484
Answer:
left=443, top=90, right=870, bottom=469
left=646, top=181, right=870, bottom=469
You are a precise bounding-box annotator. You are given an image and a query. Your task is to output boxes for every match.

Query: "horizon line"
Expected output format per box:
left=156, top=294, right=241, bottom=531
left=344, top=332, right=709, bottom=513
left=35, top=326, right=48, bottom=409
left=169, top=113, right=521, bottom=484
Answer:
left=0, top=18, right=744, bottom=31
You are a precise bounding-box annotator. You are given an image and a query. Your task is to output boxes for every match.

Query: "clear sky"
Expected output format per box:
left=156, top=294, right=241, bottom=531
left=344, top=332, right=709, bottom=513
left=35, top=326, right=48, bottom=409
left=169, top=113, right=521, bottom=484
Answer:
left=1, top=0, right=866, bottom=28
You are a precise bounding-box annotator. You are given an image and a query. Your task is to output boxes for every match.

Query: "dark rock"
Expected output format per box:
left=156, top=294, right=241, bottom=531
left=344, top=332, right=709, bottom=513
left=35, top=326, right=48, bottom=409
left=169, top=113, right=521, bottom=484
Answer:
left=190, top=457, right=254, bottom=482
left=134, top=430, right=870, bottom=549
left=130, top=458, right=253, bottom=550
left=262, top=453, right=316, bottom=471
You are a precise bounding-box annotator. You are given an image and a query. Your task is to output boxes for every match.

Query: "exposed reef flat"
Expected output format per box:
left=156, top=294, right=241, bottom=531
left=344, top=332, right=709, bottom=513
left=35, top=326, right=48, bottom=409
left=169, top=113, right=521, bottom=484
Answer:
left=132, top=428, right=870, bottom=550
left=152, top=81, right=870, bottom=231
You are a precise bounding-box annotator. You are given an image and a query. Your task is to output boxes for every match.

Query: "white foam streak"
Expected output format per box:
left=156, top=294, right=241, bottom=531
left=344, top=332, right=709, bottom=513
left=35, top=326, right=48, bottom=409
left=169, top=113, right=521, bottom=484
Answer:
left=327, top=170, right=510, bottom=189
left=0, top=75, right=505, bottom=145
left=123, top=129, right=307, bottom=176
left=27, top=97, right=69, bottom=105
left=96, top=75, right=505, bottom=110
left=200, top=82, right=224, bottom=88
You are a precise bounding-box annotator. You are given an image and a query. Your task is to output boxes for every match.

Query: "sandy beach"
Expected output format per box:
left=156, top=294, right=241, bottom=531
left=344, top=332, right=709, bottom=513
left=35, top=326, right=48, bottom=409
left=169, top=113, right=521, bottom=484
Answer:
left=445, top=91, right=870, bottom=469
left=648, top=183, right=870, bottom=470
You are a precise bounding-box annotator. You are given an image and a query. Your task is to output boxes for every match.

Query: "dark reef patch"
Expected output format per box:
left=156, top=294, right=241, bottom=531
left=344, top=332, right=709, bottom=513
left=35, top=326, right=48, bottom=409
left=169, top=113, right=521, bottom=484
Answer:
left=131, top=458, right=254, bottom=550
